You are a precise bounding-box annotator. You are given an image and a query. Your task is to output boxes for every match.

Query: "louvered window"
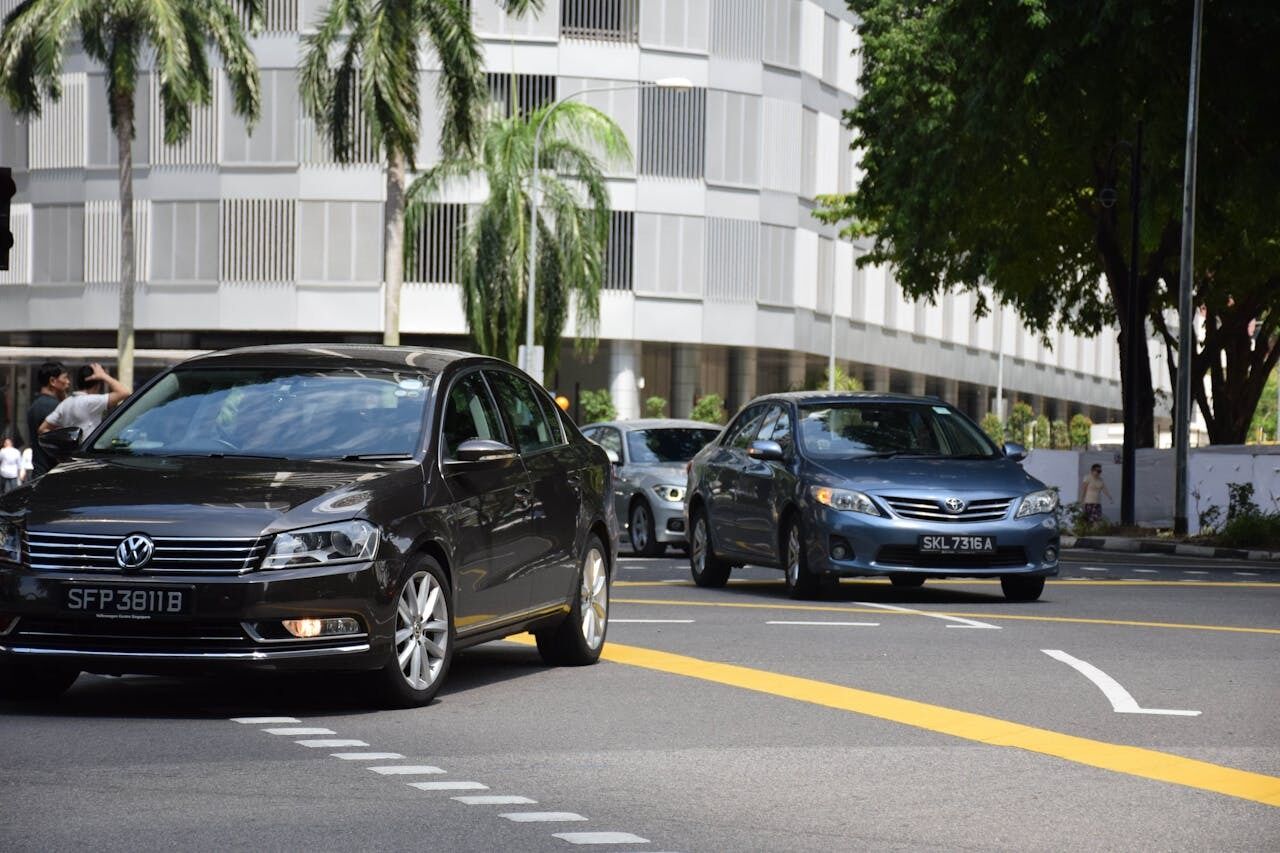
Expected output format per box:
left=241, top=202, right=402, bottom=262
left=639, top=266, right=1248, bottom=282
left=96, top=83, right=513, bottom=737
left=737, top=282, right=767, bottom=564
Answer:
left=84, top=200, right=150, bottom=284
left=28, top=73, right=86, bottom=170
left=705, top=218, right=758, bottom=303
left=151, top=202, right=219, bottom=282
left=602, top=211, right=634, bottom=291
left=0, top=203, right=31, bottom=285
left=763, top=0, right=801, bottom=67
left=758, top=224, right=794, bottom=306
left=634, top=213, right=703, bottom=297
left=32, top=205, right=84, bottom=283
left=406, top=203, right=467, bottom=284
left=561, top=0, right=639, bottom=42
left=298, top=201, right=383, bottom=283
left=299, top=71, right=379, bottom=164
left=705, top=90, right=761, bottom=187
left=710, top=0, right=763, bottom=59
left=151, top=78, right=219, bottom=166
left=220, top=199, right=296, bottom=282
left=486, top=73, right=557, bottom=119
left=238, top=0, right=297, bottom=32
left=639, top=87, right=706, bottom=179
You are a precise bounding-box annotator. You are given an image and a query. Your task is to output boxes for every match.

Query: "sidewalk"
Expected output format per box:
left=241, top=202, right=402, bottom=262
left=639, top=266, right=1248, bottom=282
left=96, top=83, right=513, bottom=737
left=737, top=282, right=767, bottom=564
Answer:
left=1062, top=534, right=1280, bottom=564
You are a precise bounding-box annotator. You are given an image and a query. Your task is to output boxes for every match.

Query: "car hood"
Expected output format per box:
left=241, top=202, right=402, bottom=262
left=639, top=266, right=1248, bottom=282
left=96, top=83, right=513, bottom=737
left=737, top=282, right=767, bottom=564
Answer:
left=10, top=455, right=417, bottom=537
left=806, top=456, right=1044, bottom=496
left=620, top=462, right=689, bottom=486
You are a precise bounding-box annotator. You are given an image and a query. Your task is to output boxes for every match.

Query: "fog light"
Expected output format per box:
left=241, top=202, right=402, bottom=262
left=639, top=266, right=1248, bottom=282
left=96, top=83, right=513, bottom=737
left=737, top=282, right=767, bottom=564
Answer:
left=1043, top=546, right=1058, bottom=565
left=829, top=537, right=854, bottom=561
left=282, top=617, right=361, bottom=639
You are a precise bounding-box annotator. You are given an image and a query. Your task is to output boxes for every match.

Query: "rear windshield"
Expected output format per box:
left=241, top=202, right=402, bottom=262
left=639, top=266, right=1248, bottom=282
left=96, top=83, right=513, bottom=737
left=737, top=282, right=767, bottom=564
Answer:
left=91, top=367, right=431, bottom=459
left=626, top=428, right=722, bottom=464
left=796, top=402, right=999, bottom=460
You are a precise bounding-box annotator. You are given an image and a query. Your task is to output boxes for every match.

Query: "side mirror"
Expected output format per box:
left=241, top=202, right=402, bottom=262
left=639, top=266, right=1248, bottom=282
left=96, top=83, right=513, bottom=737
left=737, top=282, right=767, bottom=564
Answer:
left=604, top=448, right=620, bottom=465
left=1003, top=442, right=1027, bottom=462
left=748, top=439, right=785, bottom=462
left=39, top=426, right=83, bottom=461
left=452, top=438, right=517, bottom=463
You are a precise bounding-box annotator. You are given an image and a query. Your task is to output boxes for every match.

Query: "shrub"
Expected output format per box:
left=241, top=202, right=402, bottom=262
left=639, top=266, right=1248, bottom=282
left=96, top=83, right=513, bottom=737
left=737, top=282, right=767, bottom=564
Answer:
left=690, top=393, right=727, bottom=425
left=1030, top=414, right=1051, bottom=449
left=980, top=414, right=1004, bottom=444
left=643, top=396, right=667, bottom=418
left=1051, top=419, right=1070, bottom=449
left=1215, top=511, right=1280, bottom=550
left=1006, top=401, right=1034, bottom=445
left=1068, top=413, right=1093, bottom=449
left=1226, top=482, right=1259, bottom=521
left=811, top=365, right=863, bottom=392
left=578, top=389, right=616, bottom=424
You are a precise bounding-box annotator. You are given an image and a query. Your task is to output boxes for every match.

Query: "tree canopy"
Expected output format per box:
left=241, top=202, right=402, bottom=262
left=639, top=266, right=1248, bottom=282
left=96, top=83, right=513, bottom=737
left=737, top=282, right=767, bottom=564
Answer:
left=820, top=0, right=1280, bottom=445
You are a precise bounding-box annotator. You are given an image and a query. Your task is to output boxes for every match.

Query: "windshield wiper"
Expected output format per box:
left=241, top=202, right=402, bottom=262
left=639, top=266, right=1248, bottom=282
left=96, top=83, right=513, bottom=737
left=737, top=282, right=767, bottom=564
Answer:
left=203, top=452, right=288, bottom=461
left=861, top=450, right=943, bottom=459
left=339, top=453, right=415, bottom=461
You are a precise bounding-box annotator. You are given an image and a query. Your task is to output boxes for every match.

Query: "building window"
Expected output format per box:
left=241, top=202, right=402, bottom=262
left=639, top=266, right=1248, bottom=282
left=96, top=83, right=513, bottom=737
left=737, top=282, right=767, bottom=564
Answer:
left=639, top=86, right=706, bottom=179
left=32, top=204, right=85, bottom=283
left=706, top=218, right=759, bottom=303
left=28, top=73, right=87, bottom=170
left=298, top=201, right=383, bottom=282
left=220, top=199, right=296, bottom=283
left=561, top=0, right=639, bottom=42
left=710, top=0, right=763, bottom=60
left=151, top=73, right=220, bottom=167
left=406, top=203, right=468, bottom=284
left=151, top=202, right=219, bottom=282
left=84, top=200, right=150, bottom=284
left=485, top=73, right=557, bottom=119
left=603, top=211, right=634, bottom=291
left=299, top=70, right=379, bottom=164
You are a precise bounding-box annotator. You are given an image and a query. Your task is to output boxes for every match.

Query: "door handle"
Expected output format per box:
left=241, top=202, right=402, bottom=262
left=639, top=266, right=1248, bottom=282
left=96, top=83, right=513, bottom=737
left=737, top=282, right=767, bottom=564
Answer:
left=566, top=472, right=582, bottom=495
left=514, top=487, right=533, bottom=508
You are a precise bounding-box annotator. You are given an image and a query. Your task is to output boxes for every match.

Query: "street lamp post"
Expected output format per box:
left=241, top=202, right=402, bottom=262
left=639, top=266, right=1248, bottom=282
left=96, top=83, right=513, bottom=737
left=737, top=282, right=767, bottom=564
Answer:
left=522, top=77, right=692, bottom=385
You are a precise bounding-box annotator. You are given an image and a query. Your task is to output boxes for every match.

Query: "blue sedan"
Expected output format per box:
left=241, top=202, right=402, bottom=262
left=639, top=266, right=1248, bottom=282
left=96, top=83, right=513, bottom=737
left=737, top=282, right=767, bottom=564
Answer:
left=685, top=392, right=1060, bottom=601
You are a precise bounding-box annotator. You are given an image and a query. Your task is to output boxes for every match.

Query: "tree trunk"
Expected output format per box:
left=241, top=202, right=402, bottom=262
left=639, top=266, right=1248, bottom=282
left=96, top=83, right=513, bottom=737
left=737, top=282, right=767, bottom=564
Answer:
left=1097, top=224, right=1156, bottom=448
left=115, top=97, right=135, bottom=388
left=383, top=151, right=406, bottom=346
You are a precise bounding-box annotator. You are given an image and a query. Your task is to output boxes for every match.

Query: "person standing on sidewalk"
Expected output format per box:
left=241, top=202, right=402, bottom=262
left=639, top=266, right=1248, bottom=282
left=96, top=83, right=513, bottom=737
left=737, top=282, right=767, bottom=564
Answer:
left=25, top=361, right=70, bottom=480
left=0, top=438, right=21, bottom=493
left=1080, top=463, right=1113, bottom=525
left=39, top=362, right=133, bottom=440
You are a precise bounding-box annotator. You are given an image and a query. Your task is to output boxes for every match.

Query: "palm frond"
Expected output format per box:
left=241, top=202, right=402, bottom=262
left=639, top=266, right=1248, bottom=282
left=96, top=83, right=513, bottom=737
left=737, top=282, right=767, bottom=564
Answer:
left=0, top=0, right=87, bottom=116
left=201, top=0, right=261, bottom=128
left=420, top=0, right=483, bottom=157
left=361, top=0, right=419, bottom=164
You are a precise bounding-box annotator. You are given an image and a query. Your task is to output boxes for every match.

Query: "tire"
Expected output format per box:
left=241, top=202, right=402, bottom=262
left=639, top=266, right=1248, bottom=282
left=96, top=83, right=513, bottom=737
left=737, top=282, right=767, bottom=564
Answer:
left=783, top=516, right=823, bottom=600
left=537, top=534, right=610, bottom=666
left=628, top=499, right=665, bottom=557
left=1001, top=575, right=1045, bottom=602
left=374, top=555, right=454, bottom=709
left=0, top=660, right=80, bottom=701
left=688, top=509, right=732, bottom=588
left=889, top=573, right=926, bottom=588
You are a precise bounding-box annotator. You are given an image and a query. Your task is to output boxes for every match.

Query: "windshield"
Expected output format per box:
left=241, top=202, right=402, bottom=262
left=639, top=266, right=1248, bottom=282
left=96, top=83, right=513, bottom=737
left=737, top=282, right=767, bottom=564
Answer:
left=797, top=402, right=999, bottom=460
left=92, top=367, right=431, bottom=460
left=626, top=428, right=721, bottom=464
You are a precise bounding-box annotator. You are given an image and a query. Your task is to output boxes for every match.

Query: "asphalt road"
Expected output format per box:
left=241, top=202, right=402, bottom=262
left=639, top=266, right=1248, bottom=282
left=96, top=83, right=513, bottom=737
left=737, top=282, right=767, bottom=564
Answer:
left=3, top=551, right=1278, bottom=851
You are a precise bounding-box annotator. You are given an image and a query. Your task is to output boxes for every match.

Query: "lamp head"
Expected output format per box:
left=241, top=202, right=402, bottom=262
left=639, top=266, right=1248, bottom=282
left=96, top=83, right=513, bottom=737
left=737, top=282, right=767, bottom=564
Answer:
left=654, top=77, right=694, bottom=92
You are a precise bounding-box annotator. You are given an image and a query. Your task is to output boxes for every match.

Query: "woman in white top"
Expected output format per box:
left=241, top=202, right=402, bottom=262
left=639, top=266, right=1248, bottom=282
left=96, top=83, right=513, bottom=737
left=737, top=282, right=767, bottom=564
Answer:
left=0, top=437, right=21, bottom=493
left=1080, top=463, right=1113, bottom=524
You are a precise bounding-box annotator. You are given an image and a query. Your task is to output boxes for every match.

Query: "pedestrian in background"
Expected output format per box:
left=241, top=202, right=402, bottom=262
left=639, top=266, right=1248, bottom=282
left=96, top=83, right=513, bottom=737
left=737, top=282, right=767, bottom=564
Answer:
left=25, top=361, right=70, bottom=479
left=1080, top=463, right=1113, bottom=525
left=39, top=362, right=133, bottom=440
left=19, top=443, right=32, bottom=485
left=0, top=437, right=21, bottom=493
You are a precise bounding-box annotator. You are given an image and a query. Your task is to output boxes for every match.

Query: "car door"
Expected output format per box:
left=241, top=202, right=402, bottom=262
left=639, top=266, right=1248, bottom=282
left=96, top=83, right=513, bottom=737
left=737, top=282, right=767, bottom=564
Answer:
left=706, top=404, right=768, bottom=559
left=736, top=404, right=794, bottom=562
left=486, top=370, right=580, bottom=609
left=591, top=426, right=630, bottom=528
left=439, top=369, right=536, bottom=631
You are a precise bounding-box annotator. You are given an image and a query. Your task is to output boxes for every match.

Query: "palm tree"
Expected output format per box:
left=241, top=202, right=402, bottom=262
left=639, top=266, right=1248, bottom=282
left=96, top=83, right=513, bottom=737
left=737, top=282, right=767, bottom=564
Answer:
left=404, top=101, right=630, bottom=373
left=0, top=0, right=261, bottom=387
left=300, top=0, right=540, bottom=346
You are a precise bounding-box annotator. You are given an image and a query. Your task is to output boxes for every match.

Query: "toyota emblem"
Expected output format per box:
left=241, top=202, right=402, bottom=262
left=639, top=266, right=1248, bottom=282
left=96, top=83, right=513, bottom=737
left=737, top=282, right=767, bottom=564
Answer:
left=116, top=534, right=155, bottom=570
left=944, top=497, right=966, bottom=514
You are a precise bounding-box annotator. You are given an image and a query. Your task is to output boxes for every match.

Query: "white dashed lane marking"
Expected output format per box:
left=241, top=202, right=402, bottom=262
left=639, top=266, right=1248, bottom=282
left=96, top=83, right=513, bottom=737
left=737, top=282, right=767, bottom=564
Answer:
left=262, top=727, right=335, bottom=736
left=501, top=812, right=588, bottom=823
left=408, top=781, right=489, bottom=791
left=1082, top=567, right=1109, bottom=572
left=369, top=765, right=445, bottom=775
left=1134, top=569, right=1159, bottom=573
left=296, top=739, right=369, bottom=748
left=554, top=832, right=651, bottom=845
left=331, top=752, right=404, bottom=760
left=767, top=620, right=879, bottom=627
left=1184, top=570, right=1209, bottom=575
left=231, top=716, right=299, bottom=724
left=609, top=619, right=694, bottom=624
left=454, top=795, right=538, bottom=805
left=1235, top=572, right=1259, bottom=577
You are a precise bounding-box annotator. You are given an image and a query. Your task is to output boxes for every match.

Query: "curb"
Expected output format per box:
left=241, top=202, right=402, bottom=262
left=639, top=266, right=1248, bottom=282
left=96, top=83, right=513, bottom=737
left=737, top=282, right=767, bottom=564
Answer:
left=1062, top=535, right=1280, bottom=564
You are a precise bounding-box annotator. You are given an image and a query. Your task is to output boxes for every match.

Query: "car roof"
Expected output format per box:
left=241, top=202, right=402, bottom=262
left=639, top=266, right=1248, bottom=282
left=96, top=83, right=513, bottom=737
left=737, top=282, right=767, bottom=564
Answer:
left=749, top=390, right=947, bottom=406
left=178, top=344, right=497, bottom=376
left=580, top=418, right=724, bottom=431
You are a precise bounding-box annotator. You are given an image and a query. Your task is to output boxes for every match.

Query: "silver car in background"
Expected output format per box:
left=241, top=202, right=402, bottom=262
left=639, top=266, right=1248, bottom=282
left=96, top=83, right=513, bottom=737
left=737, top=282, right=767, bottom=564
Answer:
left=581, top=419, right=722, bottom=556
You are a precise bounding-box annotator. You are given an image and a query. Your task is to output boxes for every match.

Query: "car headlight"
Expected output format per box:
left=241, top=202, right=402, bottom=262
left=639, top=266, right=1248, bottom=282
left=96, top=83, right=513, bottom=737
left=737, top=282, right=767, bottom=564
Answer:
left=810, top=486, right=881, bottom=516
left=261, top=520, right=379, bottom=570
left=0, top=520, right=20, bottom=563
left=652, top=484, right=685, bottom=503
left=1015, top=489, right=1059, bottom=518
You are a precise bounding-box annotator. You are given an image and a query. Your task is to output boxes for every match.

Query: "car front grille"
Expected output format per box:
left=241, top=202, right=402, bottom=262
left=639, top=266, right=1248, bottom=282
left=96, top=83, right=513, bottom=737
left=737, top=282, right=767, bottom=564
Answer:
left=874, top=545, right=1028, bottom=569
left=882, top=496, right=1014, bottom=523
left=24, top=531, right=268, bottom=575
left=12, top=617, right=251, bottom=651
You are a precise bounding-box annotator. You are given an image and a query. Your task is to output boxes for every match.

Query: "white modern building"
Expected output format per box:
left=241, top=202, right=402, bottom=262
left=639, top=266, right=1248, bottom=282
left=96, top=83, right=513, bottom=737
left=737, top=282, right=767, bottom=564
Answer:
left=0, top=0, right=1128, bottom=436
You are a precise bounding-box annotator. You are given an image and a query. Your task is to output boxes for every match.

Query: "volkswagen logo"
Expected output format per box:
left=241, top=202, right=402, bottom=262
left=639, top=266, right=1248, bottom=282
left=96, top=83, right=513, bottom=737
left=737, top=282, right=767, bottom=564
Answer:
left=944, top=497, right=966, bottom=514
left=116, top=534, right=155, bottom=570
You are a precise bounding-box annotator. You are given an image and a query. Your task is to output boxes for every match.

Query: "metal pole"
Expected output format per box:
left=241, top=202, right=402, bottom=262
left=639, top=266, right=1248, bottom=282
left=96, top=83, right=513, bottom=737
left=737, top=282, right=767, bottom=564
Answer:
left=994, top=307, right=1004, bottom=420
left=828, top=294, right=837, bottom=392
left=1121, top=121, right=1143, bottom=526
left=1173, top=0, right=1204, bottom=535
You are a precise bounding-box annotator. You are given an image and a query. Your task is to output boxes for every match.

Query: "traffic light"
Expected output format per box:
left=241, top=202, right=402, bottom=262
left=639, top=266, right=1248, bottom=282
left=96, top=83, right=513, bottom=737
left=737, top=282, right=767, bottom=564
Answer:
left=0, top=166, right=14, bottom=272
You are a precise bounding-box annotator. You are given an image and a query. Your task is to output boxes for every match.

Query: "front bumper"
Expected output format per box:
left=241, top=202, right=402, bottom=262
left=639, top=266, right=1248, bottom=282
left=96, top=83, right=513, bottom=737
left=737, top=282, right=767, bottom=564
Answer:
left=803, top=503, right=1060, bottom=579
left=650, top=500, right=687, bottom=544
left=0, top=560, right=392, bottom=674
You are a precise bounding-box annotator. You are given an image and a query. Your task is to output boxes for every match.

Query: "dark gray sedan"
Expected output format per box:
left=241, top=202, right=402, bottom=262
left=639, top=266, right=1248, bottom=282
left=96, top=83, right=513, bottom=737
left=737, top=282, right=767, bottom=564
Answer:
left=580, top=419, right=722, bottom=556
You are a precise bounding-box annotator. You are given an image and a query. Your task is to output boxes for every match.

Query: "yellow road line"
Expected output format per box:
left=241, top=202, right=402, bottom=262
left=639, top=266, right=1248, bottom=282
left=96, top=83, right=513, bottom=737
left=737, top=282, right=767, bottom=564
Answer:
left=611, top=597, right=1280, bottom=636
left=507, top=634, right=1280, bottom=808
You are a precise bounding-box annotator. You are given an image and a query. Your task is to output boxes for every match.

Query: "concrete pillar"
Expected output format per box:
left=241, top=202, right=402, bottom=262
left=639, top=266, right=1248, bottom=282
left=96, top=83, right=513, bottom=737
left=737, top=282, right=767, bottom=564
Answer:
left=609, top=340, right=642, bottom=421
left=909, top=372, right=927, bottom=397
left=671, top=345, right=699, bottom=418
left=872, top=366, right=891, bottom=392
left=728, top=348, right=758, bottom=413
left=786, top=352, right=807, bottom=391
left=941, top=378, right=960, bottom=406
left=977, top=385, right=992, bottom=418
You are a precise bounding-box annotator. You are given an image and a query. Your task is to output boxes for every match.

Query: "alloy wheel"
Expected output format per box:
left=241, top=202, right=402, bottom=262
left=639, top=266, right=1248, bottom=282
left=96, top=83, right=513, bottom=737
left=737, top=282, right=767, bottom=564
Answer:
left=580, top=546, right=608, bottom=650
left=786, top=524, right=801, bottom=587
left=395, top=570, right=449, bottom=691
left=630, top=504, right=651, bottom=551
left=691, top=517, right=707, bottom=573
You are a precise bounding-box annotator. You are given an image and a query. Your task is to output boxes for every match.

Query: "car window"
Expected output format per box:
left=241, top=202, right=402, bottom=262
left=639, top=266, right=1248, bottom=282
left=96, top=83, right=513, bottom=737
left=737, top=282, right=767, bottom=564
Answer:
left=595, top=427, right=623, bottom=459
left=536, top=392, right=567, bottom=446
left=487, top=371, right=556, bottom=454
left=626, top=428, right=721, bottom=464
left=766, top=405, right=794, bottom=450
left=796, top=402, right=998, bottom=459
left=727, top=406, right=767, bottom=450
left=581, top=427, right=598, bottom=442
left=440, top=372, right=505, bottom=459
left=756, top=406, right=783, bottom=442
